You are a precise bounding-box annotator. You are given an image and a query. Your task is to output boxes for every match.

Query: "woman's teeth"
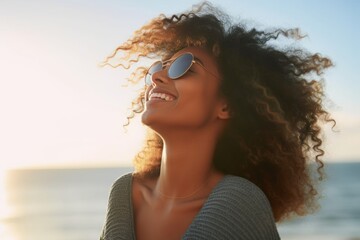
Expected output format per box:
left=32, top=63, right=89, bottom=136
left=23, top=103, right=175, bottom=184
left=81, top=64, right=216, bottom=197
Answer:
left=149, top=92, right=175, bottom=101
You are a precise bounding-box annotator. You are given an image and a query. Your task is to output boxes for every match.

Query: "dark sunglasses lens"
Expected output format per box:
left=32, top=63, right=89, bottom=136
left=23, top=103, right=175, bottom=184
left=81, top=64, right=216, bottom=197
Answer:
left=145, top=61, right=162, bottom=86
left=168, top=53, right=193, bottom=79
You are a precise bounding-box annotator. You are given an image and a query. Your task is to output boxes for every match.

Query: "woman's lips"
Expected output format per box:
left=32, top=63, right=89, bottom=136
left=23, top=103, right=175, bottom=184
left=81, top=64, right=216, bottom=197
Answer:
left=147, top=88, right=177, bottom=102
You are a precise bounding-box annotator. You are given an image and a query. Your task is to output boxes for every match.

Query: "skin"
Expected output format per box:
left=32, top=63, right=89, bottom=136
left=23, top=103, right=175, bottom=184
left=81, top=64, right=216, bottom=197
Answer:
left=133, top=47, right=230, bottom=240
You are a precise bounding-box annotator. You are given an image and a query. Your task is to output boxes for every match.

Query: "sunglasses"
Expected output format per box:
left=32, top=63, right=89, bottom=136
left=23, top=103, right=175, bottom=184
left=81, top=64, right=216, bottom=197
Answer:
left=145, top=52, right=218, bottom=86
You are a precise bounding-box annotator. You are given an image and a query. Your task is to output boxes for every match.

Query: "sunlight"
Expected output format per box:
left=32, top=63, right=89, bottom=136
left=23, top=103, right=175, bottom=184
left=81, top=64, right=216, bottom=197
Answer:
left=0, top=0, right=358, bottom=173
left=0, top=26, right=146, bottom=169
left=0, top=169, right=10, bottom=219
left=0, top=169, right=17, bottom=240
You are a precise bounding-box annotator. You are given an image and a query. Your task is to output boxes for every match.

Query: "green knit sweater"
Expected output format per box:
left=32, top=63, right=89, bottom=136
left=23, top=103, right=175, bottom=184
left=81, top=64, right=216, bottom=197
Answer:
left=100, top=173, right=280, bottom=240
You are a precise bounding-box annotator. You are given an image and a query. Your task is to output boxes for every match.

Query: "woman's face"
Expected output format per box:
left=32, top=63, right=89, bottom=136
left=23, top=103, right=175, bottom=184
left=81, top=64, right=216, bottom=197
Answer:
left=142, top=47, right=227, bottom=132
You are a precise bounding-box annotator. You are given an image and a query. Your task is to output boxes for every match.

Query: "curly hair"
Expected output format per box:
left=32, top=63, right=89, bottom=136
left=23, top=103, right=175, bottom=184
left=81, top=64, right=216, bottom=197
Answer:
left=102, top=2, right=335, bottom=222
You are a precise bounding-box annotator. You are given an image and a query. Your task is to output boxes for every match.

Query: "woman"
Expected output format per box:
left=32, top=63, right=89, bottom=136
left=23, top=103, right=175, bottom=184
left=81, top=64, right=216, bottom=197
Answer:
left=100, top=2, right=334, bottom=239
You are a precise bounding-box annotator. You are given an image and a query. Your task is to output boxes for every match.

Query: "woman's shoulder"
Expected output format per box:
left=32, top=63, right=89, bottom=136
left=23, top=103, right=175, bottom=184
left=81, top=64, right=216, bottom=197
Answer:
left=111, top=172, right=133, bottom=188
left=183, top=175, right=280, bottom=239
left=209, top=174, right=276, bottom=223
left=207, top=175, right=277, bottom=225
left=212, top=175, right=270, bottom=205
left=107, top=172, right=133, bottom=200
left=101, top=172, right=135, bottom=239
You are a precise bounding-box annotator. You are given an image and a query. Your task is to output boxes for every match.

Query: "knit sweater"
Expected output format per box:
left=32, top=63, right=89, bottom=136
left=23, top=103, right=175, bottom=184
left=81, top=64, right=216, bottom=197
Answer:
left=100, top=173, right=280, bottom=240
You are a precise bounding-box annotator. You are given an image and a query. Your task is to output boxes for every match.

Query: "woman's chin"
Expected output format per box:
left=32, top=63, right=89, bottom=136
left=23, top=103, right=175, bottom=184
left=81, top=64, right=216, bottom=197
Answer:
left=141, top=110, right=159, bottom=127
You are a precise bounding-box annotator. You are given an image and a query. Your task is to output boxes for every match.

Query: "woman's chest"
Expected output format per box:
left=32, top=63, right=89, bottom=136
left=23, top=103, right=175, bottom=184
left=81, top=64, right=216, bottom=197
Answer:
left=133, top=193, right=205, bottom=240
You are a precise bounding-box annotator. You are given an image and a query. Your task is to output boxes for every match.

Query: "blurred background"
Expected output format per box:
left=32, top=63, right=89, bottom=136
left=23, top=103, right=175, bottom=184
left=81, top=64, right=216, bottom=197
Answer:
left=0, top=0, right=359, bottom=239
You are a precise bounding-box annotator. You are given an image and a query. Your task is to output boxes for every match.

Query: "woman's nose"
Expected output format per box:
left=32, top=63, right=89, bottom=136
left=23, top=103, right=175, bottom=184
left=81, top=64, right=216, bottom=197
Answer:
left=150, top=69, right=171, bottom=86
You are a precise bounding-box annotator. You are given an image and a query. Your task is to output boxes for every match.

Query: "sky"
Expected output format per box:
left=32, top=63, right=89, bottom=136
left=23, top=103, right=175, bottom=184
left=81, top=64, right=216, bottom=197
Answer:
left=0, top=0, right=359, bottom=170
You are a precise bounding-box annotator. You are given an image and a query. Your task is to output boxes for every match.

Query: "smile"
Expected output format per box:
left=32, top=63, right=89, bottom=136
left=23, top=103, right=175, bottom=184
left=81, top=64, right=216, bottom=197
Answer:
left=149, top=92, right=176, bottom=101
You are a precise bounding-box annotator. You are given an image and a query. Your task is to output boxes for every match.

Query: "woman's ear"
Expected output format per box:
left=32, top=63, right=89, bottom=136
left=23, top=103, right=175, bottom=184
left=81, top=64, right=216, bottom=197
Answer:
left=217, top=103, right=231, bottom=120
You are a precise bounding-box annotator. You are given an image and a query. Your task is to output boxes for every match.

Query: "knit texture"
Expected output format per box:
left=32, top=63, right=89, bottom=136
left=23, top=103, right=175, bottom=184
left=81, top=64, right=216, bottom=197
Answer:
left=100, top=173, right=280, bottom=240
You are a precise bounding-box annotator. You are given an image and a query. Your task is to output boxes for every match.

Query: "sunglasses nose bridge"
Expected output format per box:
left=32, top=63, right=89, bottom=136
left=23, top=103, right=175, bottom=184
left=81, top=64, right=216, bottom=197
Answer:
left=148, top=64, right=172, bottom=86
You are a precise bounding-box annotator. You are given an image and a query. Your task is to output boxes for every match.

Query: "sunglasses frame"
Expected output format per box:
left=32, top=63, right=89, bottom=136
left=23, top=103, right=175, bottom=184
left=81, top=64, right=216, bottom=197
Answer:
left=145, top=52, right=219, bottom=86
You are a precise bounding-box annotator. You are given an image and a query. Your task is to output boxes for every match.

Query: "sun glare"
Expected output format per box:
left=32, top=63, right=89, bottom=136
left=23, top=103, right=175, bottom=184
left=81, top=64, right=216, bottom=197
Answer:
left=0, top=169, right=16, bottom=240
left=0, top=170, right=9, bottom=218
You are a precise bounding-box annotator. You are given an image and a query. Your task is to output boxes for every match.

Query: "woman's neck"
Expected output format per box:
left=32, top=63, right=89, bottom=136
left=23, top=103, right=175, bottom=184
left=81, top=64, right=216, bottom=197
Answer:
left=154, top=129, right=223, bottom=200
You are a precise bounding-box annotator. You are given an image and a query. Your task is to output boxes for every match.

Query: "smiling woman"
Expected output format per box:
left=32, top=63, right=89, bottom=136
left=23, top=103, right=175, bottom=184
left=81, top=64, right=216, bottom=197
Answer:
left=99, top=1, right=335, bottom=239
left=142, top=47, right=225, bottom=134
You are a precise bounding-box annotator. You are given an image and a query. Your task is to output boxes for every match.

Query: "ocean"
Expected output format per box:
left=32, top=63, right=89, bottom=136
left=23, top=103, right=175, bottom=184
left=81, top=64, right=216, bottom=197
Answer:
left=0, top=162, right=359, bottom=240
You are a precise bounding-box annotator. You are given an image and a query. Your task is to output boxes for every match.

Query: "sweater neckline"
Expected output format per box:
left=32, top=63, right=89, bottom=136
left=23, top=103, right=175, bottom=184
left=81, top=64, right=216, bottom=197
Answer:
left=128, top=174, right=233, bottom=239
